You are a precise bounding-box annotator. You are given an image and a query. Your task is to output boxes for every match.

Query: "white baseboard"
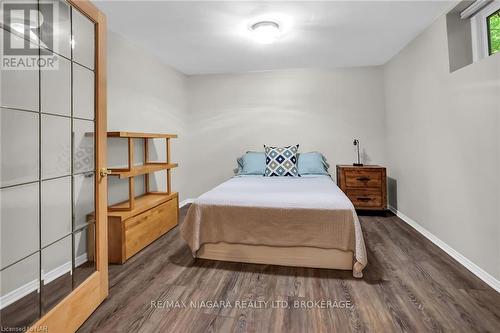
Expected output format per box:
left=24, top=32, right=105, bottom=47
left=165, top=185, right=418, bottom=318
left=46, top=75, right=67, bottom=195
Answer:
left=0, top=279, right=39, bottom=311
left=43, top=252, right=89, bottom=285
left=179, top=198, right=194, bottom=208
left=0, top=253, right=89, bottom=310
left=388, top=206, right=500, bottom=293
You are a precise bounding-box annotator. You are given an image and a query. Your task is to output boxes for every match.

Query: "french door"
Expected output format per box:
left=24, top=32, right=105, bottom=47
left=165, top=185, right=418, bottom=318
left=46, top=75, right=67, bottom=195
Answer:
left=0, top=1, right=107, bottom=332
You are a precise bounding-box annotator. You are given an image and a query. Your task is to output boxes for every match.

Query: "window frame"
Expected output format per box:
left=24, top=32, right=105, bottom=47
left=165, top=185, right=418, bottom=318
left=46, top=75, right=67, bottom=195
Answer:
left=486, top=9, right=500, bottom=55
left=471, top=1, right=500, bottom=61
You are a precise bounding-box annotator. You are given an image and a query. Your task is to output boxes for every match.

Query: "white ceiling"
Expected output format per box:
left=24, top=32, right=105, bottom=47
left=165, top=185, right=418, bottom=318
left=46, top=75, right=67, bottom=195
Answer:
left=95, top=1, right=453, bottom=75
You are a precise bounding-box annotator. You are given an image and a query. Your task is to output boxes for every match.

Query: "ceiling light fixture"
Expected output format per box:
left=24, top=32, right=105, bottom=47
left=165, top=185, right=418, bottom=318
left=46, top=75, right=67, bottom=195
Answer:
left=250, top=21, right=281, bottom=44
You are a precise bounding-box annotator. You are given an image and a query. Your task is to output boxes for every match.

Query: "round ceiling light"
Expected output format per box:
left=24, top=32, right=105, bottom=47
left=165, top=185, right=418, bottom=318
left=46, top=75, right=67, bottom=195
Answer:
left=250, top=21, right=281, bottom=44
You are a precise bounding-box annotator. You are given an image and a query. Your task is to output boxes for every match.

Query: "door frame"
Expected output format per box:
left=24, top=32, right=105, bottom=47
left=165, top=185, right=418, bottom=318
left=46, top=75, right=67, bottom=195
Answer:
left=29, top=1, right=107, bottom=332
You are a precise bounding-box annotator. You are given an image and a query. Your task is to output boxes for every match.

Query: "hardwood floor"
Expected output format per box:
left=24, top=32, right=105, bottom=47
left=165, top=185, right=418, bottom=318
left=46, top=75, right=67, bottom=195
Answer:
left=78, top=206, right=500, bottom=333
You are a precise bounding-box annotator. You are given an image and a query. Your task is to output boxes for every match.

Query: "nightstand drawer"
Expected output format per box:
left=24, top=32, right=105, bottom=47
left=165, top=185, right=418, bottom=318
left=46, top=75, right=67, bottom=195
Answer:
left=337, top=165, right=387, bottom=210
left=345, top=170, right=382, bottom=188
left=346, top=189, right=382, bottom=208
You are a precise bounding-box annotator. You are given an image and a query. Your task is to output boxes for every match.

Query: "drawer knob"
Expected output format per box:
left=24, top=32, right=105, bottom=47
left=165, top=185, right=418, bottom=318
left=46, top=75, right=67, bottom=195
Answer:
left=356, top=177, right=371, bottom=181
left=357, top=197, right=371, bottom=202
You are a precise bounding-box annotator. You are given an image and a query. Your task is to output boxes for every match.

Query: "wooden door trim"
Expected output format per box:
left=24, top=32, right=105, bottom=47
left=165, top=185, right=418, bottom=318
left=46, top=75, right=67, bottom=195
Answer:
left=29, top=1, right=108, bottom=332
left=28, top=273, right=101, bottom=332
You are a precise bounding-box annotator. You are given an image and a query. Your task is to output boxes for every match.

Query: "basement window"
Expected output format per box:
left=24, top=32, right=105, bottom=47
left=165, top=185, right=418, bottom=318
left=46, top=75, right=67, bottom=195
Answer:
left=470, top=1, right=500, bottom=61
left=446, top=1, right=500, bottom=72
left=487, top=9, right=500, bottom=55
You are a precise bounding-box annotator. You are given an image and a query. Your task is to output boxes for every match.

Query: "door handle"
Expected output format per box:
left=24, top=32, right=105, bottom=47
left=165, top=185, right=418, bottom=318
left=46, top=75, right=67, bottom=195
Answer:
left=99, top=168, right=112, bottom=177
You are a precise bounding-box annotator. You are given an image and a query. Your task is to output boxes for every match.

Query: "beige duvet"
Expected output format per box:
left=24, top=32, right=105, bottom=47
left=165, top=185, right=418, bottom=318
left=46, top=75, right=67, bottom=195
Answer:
left=181, top=175, right=367, bottom=277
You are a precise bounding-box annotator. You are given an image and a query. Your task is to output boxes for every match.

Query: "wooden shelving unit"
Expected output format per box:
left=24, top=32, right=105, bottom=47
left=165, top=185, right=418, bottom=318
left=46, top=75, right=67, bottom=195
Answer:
left=108, top=132, right=178, bottom=212
left=107, top=132, right=179, bottom=264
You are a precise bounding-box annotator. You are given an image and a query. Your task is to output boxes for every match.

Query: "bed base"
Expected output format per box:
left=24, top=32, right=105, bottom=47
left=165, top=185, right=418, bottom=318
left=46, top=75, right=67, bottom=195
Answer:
left=197, top=243, right=354, bottom=271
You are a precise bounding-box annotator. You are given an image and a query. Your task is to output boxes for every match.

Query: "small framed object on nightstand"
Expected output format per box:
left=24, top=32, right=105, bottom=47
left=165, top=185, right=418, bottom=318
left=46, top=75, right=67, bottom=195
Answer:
left=336, top=165, right=387, bottom=211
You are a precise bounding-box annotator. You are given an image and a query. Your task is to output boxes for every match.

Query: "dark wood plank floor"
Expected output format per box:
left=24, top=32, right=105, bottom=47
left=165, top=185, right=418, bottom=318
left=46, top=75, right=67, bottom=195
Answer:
left=78, top=206, right=500, bottom=333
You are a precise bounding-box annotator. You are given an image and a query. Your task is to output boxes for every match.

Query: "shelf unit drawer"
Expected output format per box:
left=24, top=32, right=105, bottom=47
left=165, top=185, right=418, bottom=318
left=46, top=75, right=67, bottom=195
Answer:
left=346, top=189, right=382, bottom=208
left=108, top=194, right=178, bottom=264
left=345, top=170, right=382, bottom=188
left=124, top=197, right=178, bottom=260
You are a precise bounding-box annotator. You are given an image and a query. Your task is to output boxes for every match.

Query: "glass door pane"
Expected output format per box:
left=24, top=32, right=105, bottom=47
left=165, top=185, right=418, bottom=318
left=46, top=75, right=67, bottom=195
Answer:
left=41, top=236, right=72, bottom=314
left=70, top=4, right=96, bottom=293
left=0, top=25, right=41, bottom=324
left=73, top=223, right=96, bottom=287
left=0, top=253, right=40, bottom=330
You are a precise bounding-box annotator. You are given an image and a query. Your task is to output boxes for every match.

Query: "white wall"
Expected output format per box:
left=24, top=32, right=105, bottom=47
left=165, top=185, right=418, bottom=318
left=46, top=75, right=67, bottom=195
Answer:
left=383, top=16, right=500, bottom=279
left=104, top=14, right=500, bottom=285
left=185, top=67, right=387, bottom=198
left=106, top=31, right=189, bottom=203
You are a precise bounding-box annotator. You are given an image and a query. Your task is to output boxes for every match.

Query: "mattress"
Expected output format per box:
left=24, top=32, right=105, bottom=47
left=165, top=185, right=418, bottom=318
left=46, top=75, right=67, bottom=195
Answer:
left=180, top=175, right=367, bottom=277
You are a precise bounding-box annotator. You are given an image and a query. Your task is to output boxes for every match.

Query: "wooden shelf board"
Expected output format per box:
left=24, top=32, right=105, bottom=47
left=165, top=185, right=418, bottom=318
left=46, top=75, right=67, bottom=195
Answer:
left=107, top=132, right=178, bottom=139
left=108, top=192, right=178, bottom=220
left=110, top=163, right=178, bottom=178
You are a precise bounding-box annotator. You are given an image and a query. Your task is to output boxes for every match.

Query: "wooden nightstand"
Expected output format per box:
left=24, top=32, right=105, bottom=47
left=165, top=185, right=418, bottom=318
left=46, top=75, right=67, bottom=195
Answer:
left=336, top=165, right=387, bottom=210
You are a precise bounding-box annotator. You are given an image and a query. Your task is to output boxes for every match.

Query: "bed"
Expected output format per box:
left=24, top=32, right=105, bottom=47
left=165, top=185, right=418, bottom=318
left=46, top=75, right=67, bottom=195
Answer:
left=180, top=175, right=367, bottom=277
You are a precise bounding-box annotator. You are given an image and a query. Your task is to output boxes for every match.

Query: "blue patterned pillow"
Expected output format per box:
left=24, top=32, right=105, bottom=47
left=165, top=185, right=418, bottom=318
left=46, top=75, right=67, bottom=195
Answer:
left=264, top=145, right=299, bottom=177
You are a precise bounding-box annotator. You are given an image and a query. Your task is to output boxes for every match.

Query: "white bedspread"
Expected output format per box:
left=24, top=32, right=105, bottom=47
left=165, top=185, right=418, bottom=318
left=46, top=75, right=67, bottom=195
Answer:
left=184, top=175, right=368, bottom=277
left=196, top=175, right=357, bottom=210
